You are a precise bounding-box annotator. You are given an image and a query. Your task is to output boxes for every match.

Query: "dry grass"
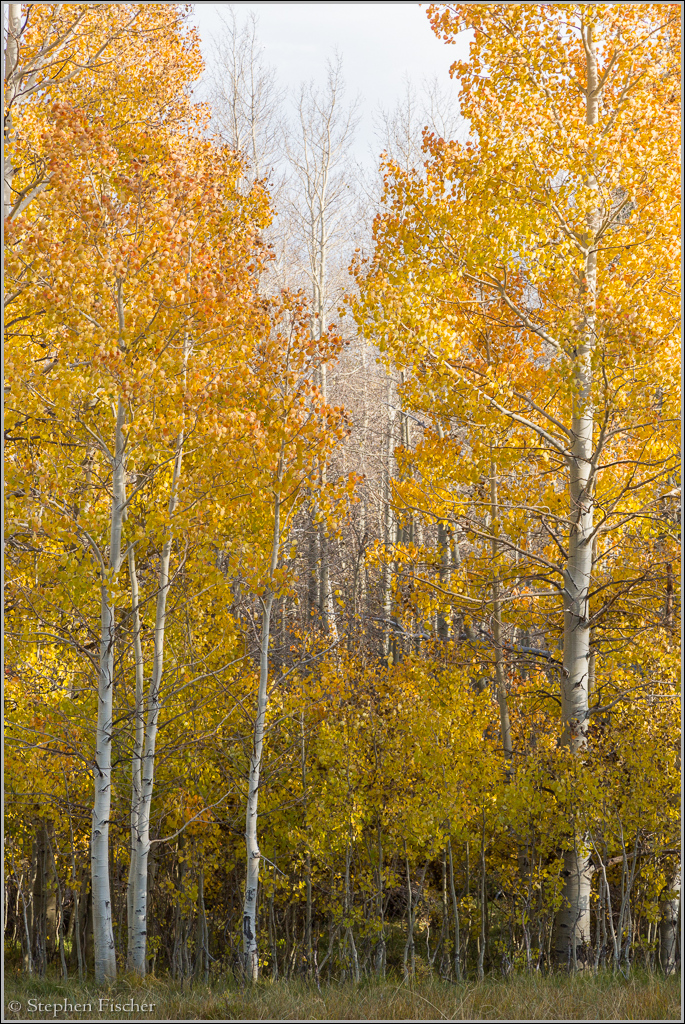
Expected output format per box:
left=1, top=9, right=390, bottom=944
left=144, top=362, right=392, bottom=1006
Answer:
left=3, top=970, right=680, bottom=1021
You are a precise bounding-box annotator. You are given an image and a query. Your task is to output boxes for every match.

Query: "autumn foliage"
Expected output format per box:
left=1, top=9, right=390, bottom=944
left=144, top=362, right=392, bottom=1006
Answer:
left=4, top=2, right=680, bottom=987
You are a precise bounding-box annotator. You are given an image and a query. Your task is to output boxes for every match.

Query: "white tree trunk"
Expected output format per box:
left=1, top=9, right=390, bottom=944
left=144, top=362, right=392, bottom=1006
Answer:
left=381, top=397, right=396, bottom=659
left=126, top=545, right=145, bottom=963
left=356, top=348, right=370, bottom=626
left=489, top=460, right=512, bottom=761
left=436, top=519, right=450, bottom=640
left=307, top=501, right=320, bottom=623
left=286, top=64, right=356, bottom=639
left=318, top=364, right=338, bottom=640
left=242, top=488, right=281, bottom=979
left=242, top=591, right=274, bottom=980
left=447, top=837, right=461, bottom=981
left=91, top=398, right=127, bottom=983
left=553, top=20, right=599, bottom=963
left=127, top=437, right=183, bottom=975
left=659, top=864, right=681, bottom=974
left=3, top=3, right=21, bottom=220
left=553, top=850, right=595, bottom=966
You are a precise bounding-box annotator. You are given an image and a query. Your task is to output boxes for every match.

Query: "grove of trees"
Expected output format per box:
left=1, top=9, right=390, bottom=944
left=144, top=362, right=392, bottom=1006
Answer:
left=4, top=2, right=681, bottom=987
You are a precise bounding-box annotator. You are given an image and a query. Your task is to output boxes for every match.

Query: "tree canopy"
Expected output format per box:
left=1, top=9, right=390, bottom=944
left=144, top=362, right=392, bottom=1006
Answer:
left=4, top=2, right=680, bottom=985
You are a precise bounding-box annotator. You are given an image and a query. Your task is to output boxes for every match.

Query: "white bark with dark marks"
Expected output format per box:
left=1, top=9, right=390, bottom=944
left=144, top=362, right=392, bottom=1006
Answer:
left=242, top=480, right=282, bottom=980
left=92, top=397, right=127, bottom=983
left=127, top=435, right=183, bottom=975
left=553, top=18, right=600, bottom=963
left=659, top=865, right=681, bottom=974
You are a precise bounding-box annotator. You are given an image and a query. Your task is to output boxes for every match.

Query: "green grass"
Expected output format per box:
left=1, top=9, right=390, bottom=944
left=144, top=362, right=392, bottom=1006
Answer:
left=3, top=970, right=681, bottom=1020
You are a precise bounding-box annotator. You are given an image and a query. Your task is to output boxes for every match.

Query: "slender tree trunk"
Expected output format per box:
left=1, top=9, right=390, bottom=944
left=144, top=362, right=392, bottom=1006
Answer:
left=398, top=373, right=413, bottom=549
left=319, top=524, right=338, bottom=638
left=32, top=823, right=49, bottom=975
left=403, top=847, right=415, bottom=983
left=357, top=349, right=370, bottom=628
left=92, top=398, right=127, bottom=983
left=659, top=864, right=681, bottom=975
left=92, top=590, right=117, bottom=981
left=64, top=780, right=84, bottom=980
left=81, top=874, right=93, bottom=975
left=665, top=562, right=675, bottom=629
left=447, top=837, right=461, bottom=981
left=437, top=520, right=451, bottom=640
left=317, top=366, right=338, bottom=640
left=351, top=503, right=367, bottom=641
left=440, top=849, right=449, bottom=977
left=127, top=434, right=183, bottom=975
left=243, top=592, right=274, bottom=980
left=126, top=545, right=145, bottom=963
left=553, top=19, right=598, bottom=964
left=243, top=482, right=282, bottom=980
left=304, top=852, right=313, bottom=976
left=375, top=823, right=386, bottom=978
left=381, top=396, right=396, bottom=659
left=46, top=831, right=68, bottom=981
left=3, top=4, right=21, bottom=220
left=615, top=825, right=639, bottom=972
left=593, top=871, right=603, bottom=972
left=489, top=459, right=513, bottom=761
left=307, top=504, right=320, bottom=625
left=477, top=818, right=486, bottom=981
left=301, top=712, right=313, bottom=976
left=268, top=866, right=279, bottom=979
left=194, top=868, right=209, bottom=982
left=308, top=139, right=335, bottom=640
left=343, top=836, right=357, bottom=979
left=10, top=852, right=33, bottom=975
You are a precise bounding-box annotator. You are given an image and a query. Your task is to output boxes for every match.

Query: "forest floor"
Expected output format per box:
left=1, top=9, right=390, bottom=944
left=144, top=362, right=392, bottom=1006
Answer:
left=3, top=970, right=681, bottom=1021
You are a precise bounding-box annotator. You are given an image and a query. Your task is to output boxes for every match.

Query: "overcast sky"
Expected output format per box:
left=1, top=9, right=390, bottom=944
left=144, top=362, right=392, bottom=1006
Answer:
left=190, top=2, right=470, bottom=165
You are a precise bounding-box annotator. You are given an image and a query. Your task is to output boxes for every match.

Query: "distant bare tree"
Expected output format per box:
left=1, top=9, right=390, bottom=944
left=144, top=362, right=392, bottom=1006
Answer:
left=204, top=5, right=284, bottom=185
left=374, top=76, right=464, bottom=176
left=282, top=55, right=360, bottom=640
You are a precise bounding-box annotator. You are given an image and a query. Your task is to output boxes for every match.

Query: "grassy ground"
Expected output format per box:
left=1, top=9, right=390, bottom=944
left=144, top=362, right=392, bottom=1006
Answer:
left=3, top=970, right=681, bottom=1021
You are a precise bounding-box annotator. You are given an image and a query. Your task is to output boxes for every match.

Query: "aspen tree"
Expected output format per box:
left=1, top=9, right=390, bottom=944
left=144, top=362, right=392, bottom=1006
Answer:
left=204, top=5, right=283, bottom=187
left=4, top=4, right=271, bottom=979
left=3, top=3, right=196, bottom=222
left=357, top=1, right=680, bottom=963
left=284, top=57, right=359, bottom=640
left=227, top=300, right=347, bottom=979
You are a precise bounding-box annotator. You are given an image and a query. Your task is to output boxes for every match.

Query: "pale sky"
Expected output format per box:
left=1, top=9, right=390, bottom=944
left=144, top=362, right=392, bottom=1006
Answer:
left=190, top=2, right=470, bottom=164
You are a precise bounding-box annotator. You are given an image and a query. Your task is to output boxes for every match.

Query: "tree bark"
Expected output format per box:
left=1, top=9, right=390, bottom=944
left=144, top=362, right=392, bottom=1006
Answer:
left=46, top=830, right=68, bottom=981
left=437, top=520, right=451, bottom=640
left=489, top=459, right=513, bottom=762
left=553, top=18, right=599, bottom=964
left=242, top=484, right=281, bottom=980
left=92, top=397, right=127, bottom=983
left=659, top=863, right=681, bottom=975
left=307, top=503, right=320, bottom=625
left=127, top=435, right=183, bottom=975
left=477, top=818, right=486, bottom=981
left=243, top=590, right=274, bottom=979
left=318, top=366, right=338, bottom=640
left=402, top=849, right=415, bottom=983
left=31, top=823, right=48, bottom=975
left=3, top=4, right=21, bottom=220
left=126, top=545, right=145, bottom=963
left=381, top=396, right=396, bottom=660
left=11, top=854, right=33, bottom=975
left=447, top=837, right=461, bottom=981
left=194, top=868, right=209, bottom=982
left=375, top=824, right=386, bottom=978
